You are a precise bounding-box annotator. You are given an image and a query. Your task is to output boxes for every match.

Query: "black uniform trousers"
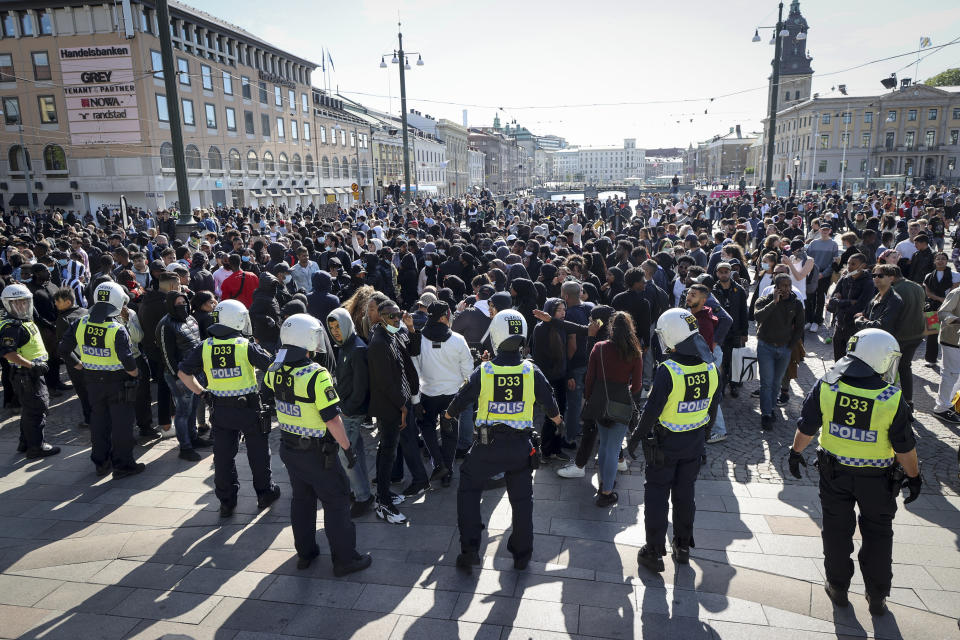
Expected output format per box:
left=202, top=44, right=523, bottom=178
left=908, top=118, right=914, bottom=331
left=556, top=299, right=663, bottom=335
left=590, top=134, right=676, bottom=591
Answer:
left=819, top=456, right=897, bottom=598
left=279, top=437, right=357, bottom=564
left=134, top=355, right=153, bottom=430
left=644, top=432, right=703, bottom=550
left=87, top=378, right=136, bottom=470
left=12, top=370, right=48, bottom=452
left=66, top=366, right=92, bottom=424
left=211, top=403, right=273, bottom=507
left=457, top=428, right=534, bottom=565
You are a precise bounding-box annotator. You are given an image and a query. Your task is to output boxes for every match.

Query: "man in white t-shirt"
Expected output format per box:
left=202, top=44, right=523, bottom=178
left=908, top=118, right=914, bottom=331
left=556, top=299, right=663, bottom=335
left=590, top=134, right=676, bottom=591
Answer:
left=895, top=220, right=920, bottom=261
left=567, top=215, right=583, bottom=248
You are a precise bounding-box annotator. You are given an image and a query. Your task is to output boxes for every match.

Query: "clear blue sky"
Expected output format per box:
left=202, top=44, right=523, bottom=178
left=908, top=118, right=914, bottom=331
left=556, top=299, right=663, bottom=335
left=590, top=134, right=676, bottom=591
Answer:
left=195, top=0, right=960, bottom=148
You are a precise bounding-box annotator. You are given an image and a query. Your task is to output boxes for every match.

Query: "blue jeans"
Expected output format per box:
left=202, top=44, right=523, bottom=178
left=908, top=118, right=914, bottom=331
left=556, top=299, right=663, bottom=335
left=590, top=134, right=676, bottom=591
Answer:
left=338, top=415, right=371, bottom=502
left=564, top=366, right=587, bottom=441
left=597, top=421, right=629, bottom=493
left=164, top=372, right=199, bottom=450
left=711, top=345, right=726, bottom=437
left=757, top=340, right=792, bottom=417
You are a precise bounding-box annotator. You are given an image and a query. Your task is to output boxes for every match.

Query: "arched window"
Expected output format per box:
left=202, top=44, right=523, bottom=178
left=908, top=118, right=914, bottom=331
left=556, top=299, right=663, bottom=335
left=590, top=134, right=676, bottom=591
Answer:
left=277, top=152, right=288, bottom=174
left=43, top=145, right=67, bottom=172
left=341, top=155, right=349, bottom=178
left=263, top=151, right=275, bottom=172
left=321, top=156, right=329, bottom=178
left=331, top=156, right=339, bottom=178
left=160, top=142, right=174, bottom=169
left=8, top=145, right=30, bottom=172
left=208, top=146, right=223, bottom=171
left=350, top=157, right=358, bottom=179
left=247, top=149, right=259, bottom=172
left=305, top=154, right=314, bottom=175
left=292, top=153, right=302, bottom=173
left=185, top=144, right=201, bottom=170
left=228, top=148, right=241, bottom=172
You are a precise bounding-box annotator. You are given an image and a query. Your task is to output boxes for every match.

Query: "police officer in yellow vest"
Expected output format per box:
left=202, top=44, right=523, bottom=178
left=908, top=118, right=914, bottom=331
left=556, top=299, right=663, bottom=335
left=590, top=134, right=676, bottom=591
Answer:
left=264, top=313, right=372, bottom=576
left=443, top=309, right=563, bottom=574
left=177, top=300, right=280, bottom=517
left=789, top=328, right=921, bottom=616
left=629, top=308, right=719, bottom=573
left=59, top=282, right=142, bottom=477
left=0, top=284, right=59, bottom=459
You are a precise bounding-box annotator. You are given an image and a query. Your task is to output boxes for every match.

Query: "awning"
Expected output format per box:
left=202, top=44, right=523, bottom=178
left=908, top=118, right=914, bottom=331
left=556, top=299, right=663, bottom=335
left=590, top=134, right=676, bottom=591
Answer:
left=266, top=188, right=279, bottom=195
left=323, top=188, right=336, bottom=195
left=280, top=188, right=294, bottom=196
left=43, top=192, right=73, bottom=206
left=307, top=188, right=321, bottom=196
left=295, top=188, right=307, bottom=195
left=334, top=187, right=348, bottom=194
left=249, top=189, right=264, bottom=197
left=8, top=193, right=29, bottom=206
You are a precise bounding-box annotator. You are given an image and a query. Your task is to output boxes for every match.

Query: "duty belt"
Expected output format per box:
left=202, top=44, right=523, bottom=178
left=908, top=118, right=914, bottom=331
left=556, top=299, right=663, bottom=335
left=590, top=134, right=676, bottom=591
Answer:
left=210, top=393, right=258, bottom=408
left=280, top=430, right=332, bottom=451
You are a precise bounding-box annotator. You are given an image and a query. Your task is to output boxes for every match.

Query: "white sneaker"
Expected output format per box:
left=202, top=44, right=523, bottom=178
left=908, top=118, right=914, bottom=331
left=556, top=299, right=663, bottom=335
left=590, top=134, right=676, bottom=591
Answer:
left=803, top=323, right=811, bottom=331
left=617, top=459, right=629, bottom=472
left=376, top=500, right=408, bottom=524
left=556, top=463, right=585, bottom=478
left=706, top=433, right=727, bottom=444
left=808, top=323, right=819, bottom=332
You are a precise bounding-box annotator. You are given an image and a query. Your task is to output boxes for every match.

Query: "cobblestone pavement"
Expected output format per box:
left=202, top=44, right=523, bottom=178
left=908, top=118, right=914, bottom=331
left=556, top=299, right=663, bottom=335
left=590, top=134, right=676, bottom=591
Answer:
left=0, top=328, right=958, bottom=639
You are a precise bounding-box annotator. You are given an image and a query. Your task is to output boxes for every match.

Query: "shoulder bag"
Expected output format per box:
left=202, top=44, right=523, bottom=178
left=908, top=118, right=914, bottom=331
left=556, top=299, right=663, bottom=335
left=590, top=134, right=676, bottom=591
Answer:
left=581, top=344, right=635, bottom=426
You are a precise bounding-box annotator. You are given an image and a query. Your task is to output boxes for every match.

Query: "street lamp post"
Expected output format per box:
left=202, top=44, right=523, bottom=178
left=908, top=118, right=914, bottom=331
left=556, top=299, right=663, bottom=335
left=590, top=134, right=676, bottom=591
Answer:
left=839, top=103, right=851, bottom=191
left=380, top=23, right=424, bottom=207
left=793, top=156, right=800, bottom=194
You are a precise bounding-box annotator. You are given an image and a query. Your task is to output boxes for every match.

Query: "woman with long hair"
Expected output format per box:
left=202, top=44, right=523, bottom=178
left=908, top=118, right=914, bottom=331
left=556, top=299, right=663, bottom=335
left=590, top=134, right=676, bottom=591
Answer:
left=341, top=285, right=375, bottom=339
left=584, top=311, right=644, bottom=507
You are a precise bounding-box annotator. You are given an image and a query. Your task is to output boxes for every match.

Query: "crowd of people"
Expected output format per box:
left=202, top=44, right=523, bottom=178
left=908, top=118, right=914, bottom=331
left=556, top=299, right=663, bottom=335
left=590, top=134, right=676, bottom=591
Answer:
left=0, top=181, right=953, bottom=589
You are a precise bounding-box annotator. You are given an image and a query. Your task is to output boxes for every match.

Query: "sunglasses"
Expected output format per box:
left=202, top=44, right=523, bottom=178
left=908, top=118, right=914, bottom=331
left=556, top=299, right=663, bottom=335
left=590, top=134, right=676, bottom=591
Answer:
left=872, top=273, right=887, bottom=279
left=384, top=312, right=401, bottom=320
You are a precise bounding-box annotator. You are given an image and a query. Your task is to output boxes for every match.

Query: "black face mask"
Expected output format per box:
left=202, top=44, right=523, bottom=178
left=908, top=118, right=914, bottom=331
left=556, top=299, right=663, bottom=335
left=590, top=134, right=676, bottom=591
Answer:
left=170, top=304, right=189, bottom=322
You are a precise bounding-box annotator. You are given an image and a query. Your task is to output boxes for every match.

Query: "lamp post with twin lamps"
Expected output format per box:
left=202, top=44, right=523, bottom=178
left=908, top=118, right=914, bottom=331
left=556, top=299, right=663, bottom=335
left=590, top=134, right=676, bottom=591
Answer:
left=379, top=24, right=424, bottom=206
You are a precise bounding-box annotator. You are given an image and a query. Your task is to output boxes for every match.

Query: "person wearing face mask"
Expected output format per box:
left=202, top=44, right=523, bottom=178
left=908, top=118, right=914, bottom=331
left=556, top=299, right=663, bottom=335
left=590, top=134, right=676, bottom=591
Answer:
left=827, top=254, right=875, bottom=362
left=156, top=290, right=211, bottom=461
left=749, top=252, right=780, bottom=319
left=27, top=263, right=69, bottom=394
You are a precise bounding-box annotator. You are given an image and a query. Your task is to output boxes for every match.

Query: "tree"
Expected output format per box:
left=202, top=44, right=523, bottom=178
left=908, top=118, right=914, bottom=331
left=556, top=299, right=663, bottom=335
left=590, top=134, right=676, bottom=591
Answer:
left=924, top=68, right=960, bottom=87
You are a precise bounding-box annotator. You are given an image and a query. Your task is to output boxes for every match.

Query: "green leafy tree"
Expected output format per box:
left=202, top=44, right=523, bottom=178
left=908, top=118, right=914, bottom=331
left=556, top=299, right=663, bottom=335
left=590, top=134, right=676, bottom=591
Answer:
left=924, top=68, right=960, bottom=87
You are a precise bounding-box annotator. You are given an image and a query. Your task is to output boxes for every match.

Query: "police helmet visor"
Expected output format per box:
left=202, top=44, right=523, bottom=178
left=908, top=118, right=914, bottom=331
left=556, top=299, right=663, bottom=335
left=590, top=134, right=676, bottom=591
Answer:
left=5, top=297, right=32, bottom=320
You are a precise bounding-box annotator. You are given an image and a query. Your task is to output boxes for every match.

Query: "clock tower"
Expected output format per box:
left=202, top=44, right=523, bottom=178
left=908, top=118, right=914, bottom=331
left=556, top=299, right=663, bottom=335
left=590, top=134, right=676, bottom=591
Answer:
left=770, top=0, right=813, bottom=112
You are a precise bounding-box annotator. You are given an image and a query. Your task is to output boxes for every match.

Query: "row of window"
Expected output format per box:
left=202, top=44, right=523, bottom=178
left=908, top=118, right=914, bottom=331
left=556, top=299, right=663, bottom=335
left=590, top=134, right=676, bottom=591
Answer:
left=6, top=144, right=66, bottom=173
left=1, top=11, right=53, bottom=38
left=780, top=107, right=960, bottom=134
left=2, top=95, right=57, bottom=125
left=0, top=50, right=52, bottom=82
left=777, top=129, right=960, bottom=154
left=158, top=143, right=366, bottom=180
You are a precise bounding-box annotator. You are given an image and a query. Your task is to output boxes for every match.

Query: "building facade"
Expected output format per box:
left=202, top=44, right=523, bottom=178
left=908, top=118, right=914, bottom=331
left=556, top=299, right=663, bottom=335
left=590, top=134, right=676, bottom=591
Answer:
left=413, top=131, right=445, bottom=196
left=467, top=147, right=484, bottom=191
left=436, top=118, right=467, bottom=196
left=577, top=139, right=645, bottom=184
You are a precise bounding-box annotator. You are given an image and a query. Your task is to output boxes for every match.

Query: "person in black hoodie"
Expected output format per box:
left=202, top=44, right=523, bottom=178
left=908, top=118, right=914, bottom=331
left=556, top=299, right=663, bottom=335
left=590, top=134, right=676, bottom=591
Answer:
left=138, top=271, right=179, bottom=431
left=28, top=263, right=68, bottom=393
left=53, top=287, right=90, bottom=427
left=397, top=253, right=419, bottom=308
left=532, top=297, right=569, bottom=461
left=250, top=272, right=283, bottom=351
left=189, top=252, right=215, bottom=295
left=327, top=307, right=373, bottom=517
left=307, top=271, right=339, bottom=331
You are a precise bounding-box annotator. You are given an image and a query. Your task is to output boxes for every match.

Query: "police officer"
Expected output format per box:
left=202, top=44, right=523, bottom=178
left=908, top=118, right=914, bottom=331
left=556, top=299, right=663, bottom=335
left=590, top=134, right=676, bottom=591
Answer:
left=0, top=284, right=59, bottom=459
left=177, top=300, right=280, bottom=517
left=628, top=308, right=719, bottom=572
left=788, top=328, right=921, bottom=616
left=264, top=313, right=371, bottom=576
left=59, top=282, right=143, bottom=478
left=444, top=309, right=563, bottom=574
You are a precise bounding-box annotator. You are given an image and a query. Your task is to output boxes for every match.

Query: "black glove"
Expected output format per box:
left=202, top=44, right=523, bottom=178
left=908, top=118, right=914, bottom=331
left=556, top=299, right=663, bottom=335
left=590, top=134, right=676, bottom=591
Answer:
left=30, top=362, right=49, bottom=379
left=788, top=449, right=807, bottom=479
left=413, top=403, right=425, bottom=420
left=343, top=446, right=357, bottom=469
left=555, top=417, right=565, bottom=437
left=901, top=474, right=922, bottom=504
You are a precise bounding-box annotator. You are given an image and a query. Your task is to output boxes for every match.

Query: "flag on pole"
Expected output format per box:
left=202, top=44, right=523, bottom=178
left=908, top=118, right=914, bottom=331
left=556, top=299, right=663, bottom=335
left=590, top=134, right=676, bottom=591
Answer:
left=320, top=48, right=326, bottom=72
left=327, top=50, right=335, bottom=72
left=920, top=37, right=932, bottom=48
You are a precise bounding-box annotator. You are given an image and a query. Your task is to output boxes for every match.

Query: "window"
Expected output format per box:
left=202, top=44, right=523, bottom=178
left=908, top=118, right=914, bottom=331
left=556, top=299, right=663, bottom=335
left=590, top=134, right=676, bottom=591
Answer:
left=320, top=126, right=326, bottom=144
left=929, top=108, right=938, bottom=120
left=862, top=132, right=871, bottom=147
left=2, top=15, right=13, bottom=37
left=276, top=117, right=284, bottom=139
left=205, top=103, right=216, bottom=128
left=278, top=152, right=288, bottom=173
left=925, top=131, right=935, bottom=147
left=340, top=130, right=346, bottom=146
left=949, top=157, right=957, bottom=171
left=181, top=98, right=194, bottom=125
left=332, top=156, right=339, bottom=177
left=301, top=93, right=308, bottom=112
left=860, top=159, right=868, bottom=173
left=31, top=52, right=50, bottom=81
left=321, top=156, right=330, bottom=178
left=43, top=145, right=65, bottom=171
left=228, top=148, right=241, bottom=171
left=139, top=9, right=151, bottom=34
left=185, top=145, right=201, bottom=170
left=20, top=13, right=33, bottom=36
left=292, top=154, right=302, bottom=173
left=952, top=130, right=959, bottom=146
left=818, top=160, right=827, bottom=173
left=908, top=109, right=917, bottom=121
left=160, top=142, right=174, bottom=169
left=350, top=131, right=356, bottom=147
left=305, top=154, right=314, bottom=174
left=177, top=58, right=190, bottom=85
left=39, top=11, right=52, bottom=35
left=291, top=120, right=298, bottom=141
left=341, top=156, right=349, bottom=178
left=261, top=113, right=270, bottom=138
left=288, top=89, right=295, bottom=109
left=303, top=122, right=310, bottom=141
left=864, top=111, right=873, bottom=124
left=350, top=158, right=358, bottom=179
left=155, top=94, right=168, bottom=122
left=819, top=134, right=829, bottom=149
left=222, top=71, right=233, bottom=95
left=822, top=113, right=831, bottom=124
left=244, top=110, right=254, bottom=134
left=200, top=64, right=212, bottom=90
left=241, top=76, right=251, bottom=99
left=246, top=149, right=258, bottom=171
left=225, top=107, right=236, bottom=131
left=841, top=112, right=852, bottom=124
left=258, top=81, right=267, bottom=104
left=208, top=146, right=223, bottom=171
left=263, top=150, right=274, bottom=172
left=887, top=110, right=897, bottom=122
left=885, top=131, right=895, bottom=149
left=905, top=131, right=915, bottom=148
left=8, top=145, right=29, bottom=172
left=840, top=132, right=850, bottom=148
left=0, top=54, right=13, bottom=83
left=954, top=108, right=960, bottom=120
left=150, top=50, right=163, bottom=79
left=274, top=85, right=282, bottom=106
left=37, top=95, right=56, bottom=123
